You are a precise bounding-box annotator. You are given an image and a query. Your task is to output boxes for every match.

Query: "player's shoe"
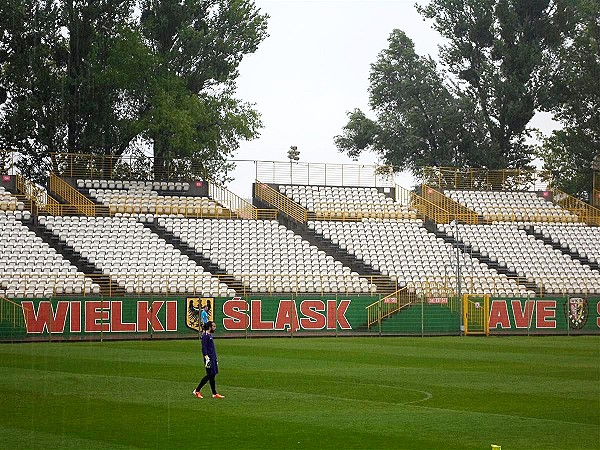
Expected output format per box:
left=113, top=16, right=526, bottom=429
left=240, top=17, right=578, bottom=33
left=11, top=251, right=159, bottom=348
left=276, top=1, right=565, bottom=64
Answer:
left=192, top=390, right=203, bottom=399
left=212, top=393, right=225, bottom=399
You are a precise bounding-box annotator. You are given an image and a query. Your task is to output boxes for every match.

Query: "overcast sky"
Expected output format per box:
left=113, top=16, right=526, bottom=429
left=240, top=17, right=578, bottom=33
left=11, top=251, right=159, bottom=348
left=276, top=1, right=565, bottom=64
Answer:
left=226, top=0, right=433, bottom=197
left=228, top=0, right=554, bottom=199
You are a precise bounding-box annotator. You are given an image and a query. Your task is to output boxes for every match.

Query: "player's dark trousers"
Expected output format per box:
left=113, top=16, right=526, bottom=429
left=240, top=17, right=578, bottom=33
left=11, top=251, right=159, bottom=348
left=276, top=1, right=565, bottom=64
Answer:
left=196, top=369, right=217, bottom=394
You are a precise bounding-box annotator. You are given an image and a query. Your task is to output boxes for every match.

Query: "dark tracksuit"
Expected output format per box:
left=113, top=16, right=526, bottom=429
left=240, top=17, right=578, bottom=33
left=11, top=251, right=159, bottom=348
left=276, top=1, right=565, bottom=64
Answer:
left=195, top=332, right=219, bottom=394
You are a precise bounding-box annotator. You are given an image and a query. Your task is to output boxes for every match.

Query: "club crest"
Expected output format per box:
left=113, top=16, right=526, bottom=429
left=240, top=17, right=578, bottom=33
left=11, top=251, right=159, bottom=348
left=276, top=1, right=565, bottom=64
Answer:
left=186, top=297, right=213, bottom=331
left=564, top=297, right=588, bottom=330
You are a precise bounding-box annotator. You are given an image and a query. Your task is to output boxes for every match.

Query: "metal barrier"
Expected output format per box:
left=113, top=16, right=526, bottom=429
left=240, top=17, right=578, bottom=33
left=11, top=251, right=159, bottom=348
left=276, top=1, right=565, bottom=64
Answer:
left=16, top=175, right=61, bottom=214
left=462, top=294, right=490, bottom=335
left=2, top=273, right=598, bottom=299
left=366, top=287, right=416, bottom=328
left=0, top=296, right=27, bottom=328
left=421, top=184, right=479, bottom=224
left=423, top=166, right=550, bottom=191
left=49, top=173, right=96, bottom=216
left=209, top=181, right=277, bottom=220
left=255, top=160, right=395, bottom=187
left=254, top=181, right=308, bottom=223
left=552, top=188, right=600, bottom=226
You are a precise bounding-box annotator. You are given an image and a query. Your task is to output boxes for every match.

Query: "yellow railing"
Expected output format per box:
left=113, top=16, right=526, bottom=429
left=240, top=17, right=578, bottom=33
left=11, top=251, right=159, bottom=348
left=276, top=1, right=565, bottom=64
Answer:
left=421, top=184, right=479, bottom=224
left=209, top=181, right=277, bottom=220
left=15, top=175, right=61, bottom=214
left=366, top=287, right=416, bottom=328
left=552, top=188, right=600, bottom=226
left=254, top=181, right=308, bottom=223
left=411, top=193, right=452, bottom=223
left=423, top=166, right=550, bottom=191
left=50, top=173, right=96, bottom=216
left=0, top=296, right=27, bottom=328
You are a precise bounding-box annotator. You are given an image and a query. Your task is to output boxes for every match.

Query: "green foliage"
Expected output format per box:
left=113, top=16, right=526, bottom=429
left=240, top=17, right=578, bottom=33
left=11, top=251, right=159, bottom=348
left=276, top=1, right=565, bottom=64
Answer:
left=0, top=337, right=598, bottom=449
left=335, top=30, right=475, bottom=173
left=337, top=0, right=561, bottom=177
left=0, top=0, right=268, bottom=183
left=538, top=0, right=599, bottom=200
left=139, top=0, right=268, bottom=181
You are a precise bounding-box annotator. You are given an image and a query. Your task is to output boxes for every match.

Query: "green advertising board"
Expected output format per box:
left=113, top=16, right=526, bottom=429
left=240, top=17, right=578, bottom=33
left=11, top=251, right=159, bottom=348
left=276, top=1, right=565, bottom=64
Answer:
left=489, top=296, right=600, bottom=334
left=1, top=295, right=379, bottom=340
left=1, top=295, right=598, bottom=341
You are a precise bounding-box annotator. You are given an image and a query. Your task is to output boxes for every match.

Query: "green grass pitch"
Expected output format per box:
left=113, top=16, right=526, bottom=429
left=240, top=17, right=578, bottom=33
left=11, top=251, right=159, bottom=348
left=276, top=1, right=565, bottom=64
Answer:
left=0, top=336, right=598, bottom=449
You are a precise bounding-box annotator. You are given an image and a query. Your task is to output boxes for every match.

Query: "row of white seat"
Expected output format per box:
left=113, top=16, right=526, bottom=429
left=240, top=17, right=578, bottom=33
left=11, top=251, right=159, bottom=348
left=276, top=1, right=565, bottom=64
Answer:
left=444, top=189, right=579, bottom=222
left=157, top=217, right=374, bottom=293
left=0, top=212, right=101, bottom=297
left=533, top=223, right=600, bottom=263
left=309, top=219, right=534, bottom=297
left=77, top=179, right=191, bottom=191
left=444, top=223, right=600, bottom=294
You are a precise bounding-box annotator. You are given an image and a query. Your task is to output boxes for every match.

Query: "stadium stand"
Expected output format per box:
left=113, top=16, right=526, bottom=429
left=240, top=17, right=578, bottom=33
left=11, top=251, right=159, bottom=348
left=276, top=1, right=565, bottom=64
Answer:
left=279, top=184, right=416, bottom=219
left=1, top=160, right=598, bottom=304
left=79, top=179, right=227, bottom=216
left=441, top=222, right=600, bottom=295
left=0, top=186, right=25, bottom=211
left=39, top=215, right=231, bottom=296
left=0, top=211, right=100, bottom=297
left=309, top=218, right=533, bottom=297
left=155, top=217, right=374, bottom=294
left=531, top=223, right=600, bottom=266
left=444, top=189, right=578, bottom=222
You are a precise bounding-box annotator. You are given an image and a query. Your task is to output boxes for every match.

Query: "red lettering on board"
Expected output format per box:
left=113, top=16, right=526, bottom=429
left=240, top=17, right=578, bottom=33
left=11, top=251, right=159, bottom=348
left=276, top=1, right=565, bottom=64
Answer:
left=536, top=301, right=556, bottom=328
left=111, top=301, right=136, bottom=332
left=327, top=300, right=351, bottom=330
left=489, top=300, right=511, bottom=329
left=85, top=301, right=110, bottom=332
left=511, top=300, right=535, bottom=329
left=22, top=301, right=69, bottom=334
left=223, top=298, right=249, bottom=330
left=70, top=301, right=81, bottom=333
left=274, top=300, right=300, bottom=331
left=137, top=301, right=164, bottom=332
left=299, top=300, right=326, bottom=330
left=165, top=301, right=177, bottom=331
left=251, top=300, right=273, bottom=330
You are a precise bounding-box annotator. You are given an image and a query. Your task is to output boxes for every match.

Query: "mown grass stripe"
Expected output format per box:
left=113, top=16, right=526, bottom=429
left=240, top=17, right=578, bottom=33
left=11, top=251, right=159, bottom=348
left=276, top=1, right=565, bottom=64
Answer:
left=1, top=336, right=598, bottom=449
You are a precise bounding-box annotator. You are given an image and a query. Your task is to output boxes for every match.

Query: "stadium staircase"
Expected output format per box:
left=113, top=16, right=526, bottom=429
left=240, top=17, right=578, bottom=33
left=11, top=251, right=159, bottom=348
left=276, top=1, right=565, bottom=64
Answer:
left=431, top=224, right=542, bottom=295
left=68, top=184, right=111, bottom=216
left=143, top=221, right=245, bottom=295
left=22, top=220, right=125, bottom=297
left=274, top=214, right=398, bottom=295
left=523, top=225, right=600, bottom=272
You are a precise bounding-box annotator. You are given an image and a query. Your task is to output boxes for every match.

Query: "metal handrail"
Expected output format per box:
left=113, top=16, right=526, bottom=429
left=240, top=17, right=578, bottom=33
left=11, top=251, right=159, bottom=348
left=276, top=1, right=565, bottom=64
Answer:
left=254, top=181, right=307, bottom=223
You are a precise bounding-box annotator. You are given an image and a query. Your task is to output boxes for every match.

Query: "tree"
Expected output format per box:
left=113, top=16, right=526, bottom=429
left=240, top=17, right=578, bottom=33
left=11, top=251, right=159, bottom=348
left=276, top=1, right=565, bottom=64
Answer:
left=139, top=0, right=268, bottom=181
left=538, top=0, right=599, bottom=201
left=336, top=0, right=558, bottom=176
left=0, top=0, right=268, bottom=184
left=0, top=0, right=144, bottom=181
left=335, top=30, right=478, bottom=173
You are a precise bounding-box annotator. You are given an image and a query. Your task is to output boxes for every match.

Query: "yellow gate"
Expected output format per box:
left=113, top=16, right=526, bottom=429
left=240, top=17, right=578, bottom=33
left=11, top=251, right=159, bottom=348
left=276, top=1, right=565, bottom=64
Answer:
left=462, top=294, right=490, bottom=336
